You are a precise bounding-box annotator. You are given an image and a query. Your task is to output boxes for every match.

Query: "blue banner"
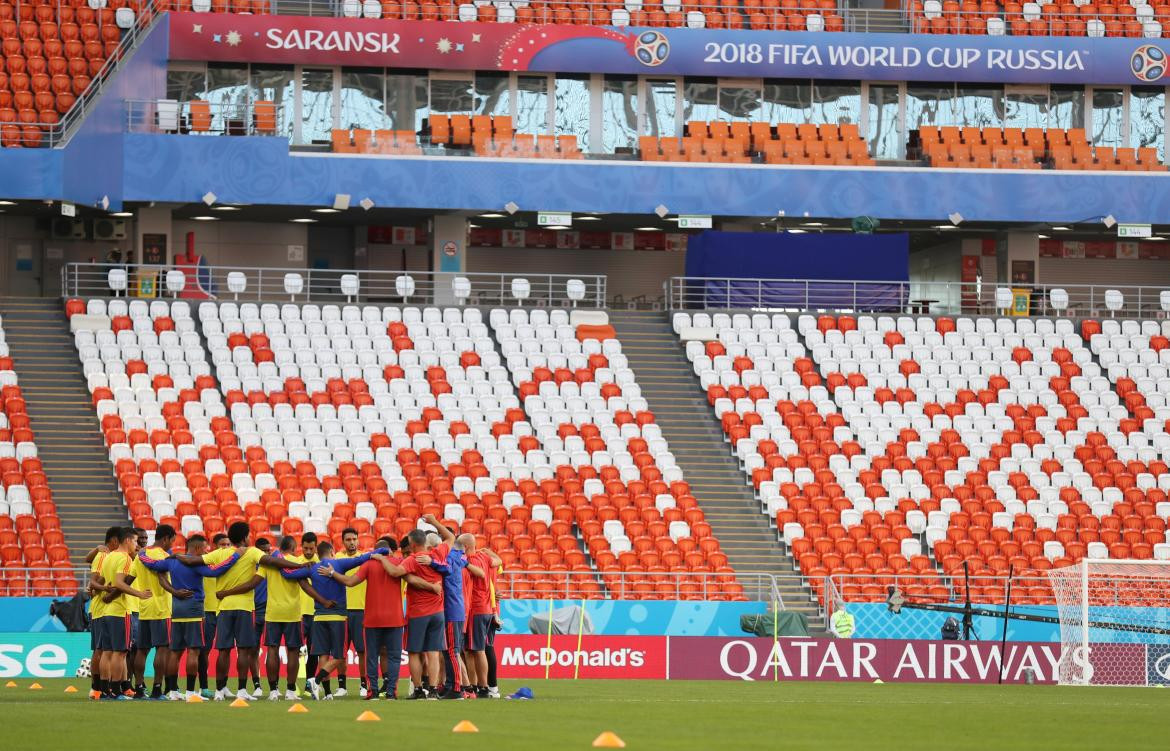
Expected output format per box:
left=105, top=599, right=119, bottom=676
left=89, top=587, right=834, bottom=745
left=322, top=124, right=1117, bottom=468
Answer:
left=0, top=598, right=68, bottom=633
left=0, top=633, right=90, bottom=678
left=499, top=599, right=766, bottom=636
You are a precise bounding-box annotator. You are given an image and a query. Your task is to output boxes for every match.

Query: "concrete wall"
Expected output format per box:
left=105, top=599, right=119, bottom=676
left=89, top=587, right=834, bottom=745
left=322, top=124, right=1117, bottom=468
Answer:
left=174, top=220, right=309, bottom=268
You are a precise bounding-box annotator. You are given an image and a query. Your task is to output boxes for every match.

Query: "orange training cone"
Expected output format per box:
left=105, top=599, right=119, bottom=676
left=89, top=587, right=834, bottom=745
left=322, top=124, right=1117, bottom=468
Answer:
left=230, top=697, right=250, bottom=707
left=29, top=683, right=43, bottom=690
left=452, top=720, right=479, bottom=733
left=64, top=686, right=78, bottom=693
left=288, top=703, right=309, bottom=713
left=592, top=732, right=626, bottom=748
left=186, top=693, right=205, bottom=703
left=356, top=710, right=381, bottom=722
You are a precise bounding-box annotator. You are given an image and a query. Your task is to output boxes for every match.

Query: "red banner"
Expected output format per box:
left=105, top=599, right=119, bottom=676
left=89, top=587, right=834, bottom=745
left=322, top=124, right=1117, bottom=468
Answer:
left=496, top=635, right=668, bottom=680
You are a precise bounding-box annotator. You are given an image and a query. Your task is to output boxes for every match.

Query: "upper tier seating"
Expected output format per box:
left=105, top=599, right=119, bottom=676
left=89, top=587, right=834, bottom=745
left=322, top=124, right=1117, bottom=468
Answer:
left=910, top=0, right=1168, bottom=36
left=675, top=311, right=1170, bottom=606
left=921, top=127, right=1167, bottom=172
left=0, top=313, right=70, bottom=595
left=0, top=0, right=144, bottom=147
left=66, top=298, right=736, bottom=600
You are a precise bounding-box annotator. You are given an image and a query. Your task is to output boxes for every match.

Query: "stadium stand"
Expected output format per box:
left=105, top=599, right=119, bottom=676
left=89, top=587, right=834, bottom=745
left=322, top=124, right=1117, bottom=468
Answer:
left=920, top=127, right=1167, bottom=171
left=0, top=312, right=69, bottom=595
left=675, top=311, right=1170, bottom=606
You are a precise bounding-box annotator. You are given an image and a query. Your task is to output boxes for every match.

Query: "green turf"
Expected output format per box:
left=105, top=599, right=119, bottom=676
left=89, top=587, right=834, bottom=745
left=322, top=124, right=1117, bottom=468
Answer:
left=0, top=678, right=1166, bottom=750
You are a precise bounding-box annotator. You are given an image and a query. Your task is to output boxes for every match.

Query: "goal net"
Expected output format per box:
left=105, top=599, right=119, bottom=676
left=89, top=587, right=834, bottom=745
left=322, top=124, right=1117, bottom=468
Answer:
left=1048, top=560, right=1170, bottom=686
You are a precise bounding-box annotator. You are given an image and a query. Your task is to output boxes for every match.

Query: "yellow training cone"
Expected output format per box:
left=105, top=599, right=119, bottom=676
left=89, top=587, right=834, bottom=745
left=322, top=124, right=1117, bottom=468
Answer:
left=288, top=703, right=309, bottom=714
left=873, top=679, right=885, bottom=684
left=29, top=683, right=43, bottom=690
left=452, top=720, right=479, bottom=733
left=592, top=732, right=626, bottom=748
left=356, top=710, right=381, bottom=722
left=186, top=694, right=205, bottom=703
left=4, top=681, right=15, bottom=688
left=64, top=686, right=78, bottom=693
left=230, top=697, right=250, bottom=708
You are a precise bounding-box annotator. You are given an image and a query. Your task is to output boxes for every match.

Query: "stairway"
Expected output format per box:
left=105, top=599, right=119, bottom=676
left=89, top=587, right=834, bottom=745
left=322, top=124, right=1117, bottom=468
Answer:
left=0, top=297, right=127, bottom=564
left=606, top=310, right=823, bottom=629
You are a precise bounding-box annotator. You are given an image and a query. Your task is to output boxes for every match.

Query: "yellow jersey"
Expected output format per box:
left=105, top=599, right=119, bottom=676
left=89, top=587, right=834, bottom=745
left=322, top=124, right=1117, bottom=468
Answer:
left=288, top=553, right=318, bottom=617
left=262, top=557, right=303, bottom=623
left=133, top=547, right=172, bottom=620
left=335, top=550, right=366, bottom=610
left=89, top=552, right=108, bottom=619
left=203, top=546, right=265, bottom=612
left=100, top=551, right=135, bottom=618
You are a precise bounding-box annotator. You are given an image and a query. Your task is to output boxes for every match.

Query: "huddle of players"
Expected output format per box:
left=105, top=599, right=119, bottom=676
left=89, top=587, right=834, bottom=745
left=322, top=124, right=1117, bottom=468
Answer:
left=86, top=513, right=503, bottom=702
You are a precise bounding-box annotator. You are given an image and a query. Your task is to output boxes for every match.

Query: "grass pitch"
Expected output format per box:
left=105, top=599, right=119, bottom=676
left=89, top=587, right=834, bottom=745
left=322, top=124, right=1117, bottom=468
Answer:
left=0, top=678, right=1166, bottom=750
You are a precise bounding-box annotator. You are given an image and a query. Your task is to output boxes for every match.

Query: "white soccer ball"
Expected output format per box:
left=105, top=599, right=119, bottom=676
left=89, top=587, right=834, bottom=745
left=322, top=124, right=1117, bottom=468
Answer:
left=75, top=657, right=92, bottom=678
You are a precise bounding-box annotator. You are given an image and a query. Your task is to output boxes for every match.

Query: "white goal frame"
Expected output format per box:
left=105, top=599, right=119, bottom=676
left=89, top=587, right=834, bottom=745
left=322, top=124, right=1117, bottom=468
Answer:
left=1048, top=559, right=1170, bottom=686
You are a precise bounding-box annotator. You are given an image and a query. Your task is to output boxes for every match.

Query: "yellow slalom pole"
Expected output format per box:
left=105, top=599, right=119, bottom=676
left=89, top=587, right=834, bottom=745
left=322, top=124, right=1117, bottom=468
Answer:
left=573, top=599, right=587, bottom=680
left=773, top=598, right=780, bottom=683
left=544, top=597, right=555, bottom=680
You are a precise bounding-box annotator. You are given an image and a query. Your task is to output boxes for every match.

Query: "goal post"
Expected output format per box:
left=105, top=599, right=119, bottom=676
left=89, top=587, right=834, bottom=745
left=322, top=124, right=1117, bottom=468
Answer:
left=1048, top=560, right=1170, bottom=686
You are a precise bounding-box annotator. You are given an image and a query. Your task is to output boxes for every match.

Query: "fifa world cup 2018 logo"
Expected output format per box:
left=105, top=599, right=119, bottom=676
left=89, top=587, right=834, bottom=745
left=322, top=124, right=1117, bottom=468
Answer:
left=1131, top=44, right=1167, bottom=82
left=631, top=30, right=670, bottom=67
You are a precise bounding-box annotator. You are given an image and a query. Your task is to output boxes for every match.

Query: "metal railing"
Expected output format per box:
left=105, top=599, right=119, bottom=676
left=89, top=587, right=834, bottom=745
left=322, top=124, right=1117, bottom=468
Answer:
left=499, top=569, right=785, bottom=603
left=125, top=99, right=289, bottom=137
left=666, top=277, right=1170, bottom=319
left=0, top=566, right=88, bottom=597
left=63, top=262, right=608, bottom=308
left=0, top=0, right=163, bottom=148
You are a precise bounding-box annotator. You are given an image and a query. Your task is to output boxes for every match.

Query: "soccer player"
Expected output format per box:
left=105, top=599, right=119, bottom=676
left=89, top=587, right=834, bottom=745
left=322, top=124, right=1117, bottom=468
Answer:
left=247, top=536, right=271, bottom=697
left=260, top=535, right=307, bottom=701
left=198, top=532, right=232, bottom=696
left=179, top=521, right=306, bottom=701
left=85, top=526, right=123, bottom=700
left=466, top=544, right=503, bottom=699
left=400, top=528, right=449, bottom=700
left=326, top=536, right=433, bottom=700
left=137, top=533, right=240, bottom=699
left=292, top=531, right=319, bottom=689
left=421, top=514, right=471, bottom=699
left=96, top=527, right=152, bottom=699
left=280, top=540, right=386, bottom=700
left=335, top=527, right=367, bottom=697
left=133, top=524, right=177, bottom=700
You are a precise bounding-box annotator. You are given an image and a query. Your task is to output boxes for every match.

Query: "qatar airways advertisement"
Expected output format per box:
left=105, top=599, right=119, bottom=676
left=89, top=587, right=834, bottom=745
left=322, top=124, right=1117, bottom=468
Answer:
left=169, top=12, right=1170, bottom=85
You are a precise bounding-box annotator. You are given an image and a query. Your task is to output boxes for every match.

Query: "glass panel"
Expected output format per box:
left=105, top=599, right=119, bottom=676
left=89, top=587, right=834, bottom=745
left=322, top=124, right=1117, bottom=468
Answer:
left=250, top=66, right=295, bottom=140
left=602, top=75, right=638, bottom=153
left=167, top=69, right=205, bottom=102
left=812, top=82, right=860, bottom=125
left=682, top=79, right=718, bottom=123
left=1049, top=86, right=1085, bottom=130
left=955, top=85, right=1001, bottom=128
left=1129, top=87, right=1165, bottom=162
left=300, top=68, right=334, bottom=144
left=906, top=84, right=957, bottom=129
left=385, top=72, right=427, bottom=134
left=515, top=75, right=548, bottom=134
left=555, top=75, right=590, bottom=152
left=644, top=79, right=677, bottom=137
left=1091, top=88, right=1124, bottom=147
left=205, top=64, right=249, bottom=132
left=866, top=84, right=901, bottom=159
left=761, top=81, right=811, bottom=124
left=1002, top=88, right=1048, bottom=129
left=718, top=84, right=761, bottom=122
left=474, top=72, right=509, bottom=116
left=339, top=69, right=388, bottom=131
left=430, top=77, right=474, bottom=114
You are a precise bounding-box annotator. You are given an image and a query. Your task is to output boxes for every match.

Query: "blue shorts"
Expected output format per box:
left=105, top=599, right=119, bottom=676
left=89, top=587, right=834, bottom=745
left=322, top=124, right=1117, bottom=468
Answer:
left=406, top=612, right=445, bottom=653
left=254, top=609, right=266, bottom=642
left=215, top=610, right=258, bottom=650
left=469, top=614, right=496, bottom=652
left=310, top=619, right=346, bottom=659
left=128, top=613, right=139, bottom=650
left=302, top=615, right=314, bottom=649
left=346, top=610, right=365, bottom=651
left=170, top=621, right=204, bottom=651
left=96, top=614, right=132, bottom=652
left=90, top=620, right=100, bottom=651
left=202, top=613, right=218, bottom=647
left=263, top=621, right=304, bottom=650
left=139, top=618, right=170, bottom=649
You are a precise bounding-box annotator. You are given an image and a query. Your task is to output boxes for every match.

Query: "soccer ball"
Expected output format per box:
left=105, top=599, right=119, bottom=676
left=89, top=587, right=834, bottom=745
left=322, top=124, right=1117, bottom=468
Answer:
left=75, top=657, right=91, bottom=678
left=632, top=31, right=670, bottom=67
left=1131, top=45, right=1167, bottom=83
